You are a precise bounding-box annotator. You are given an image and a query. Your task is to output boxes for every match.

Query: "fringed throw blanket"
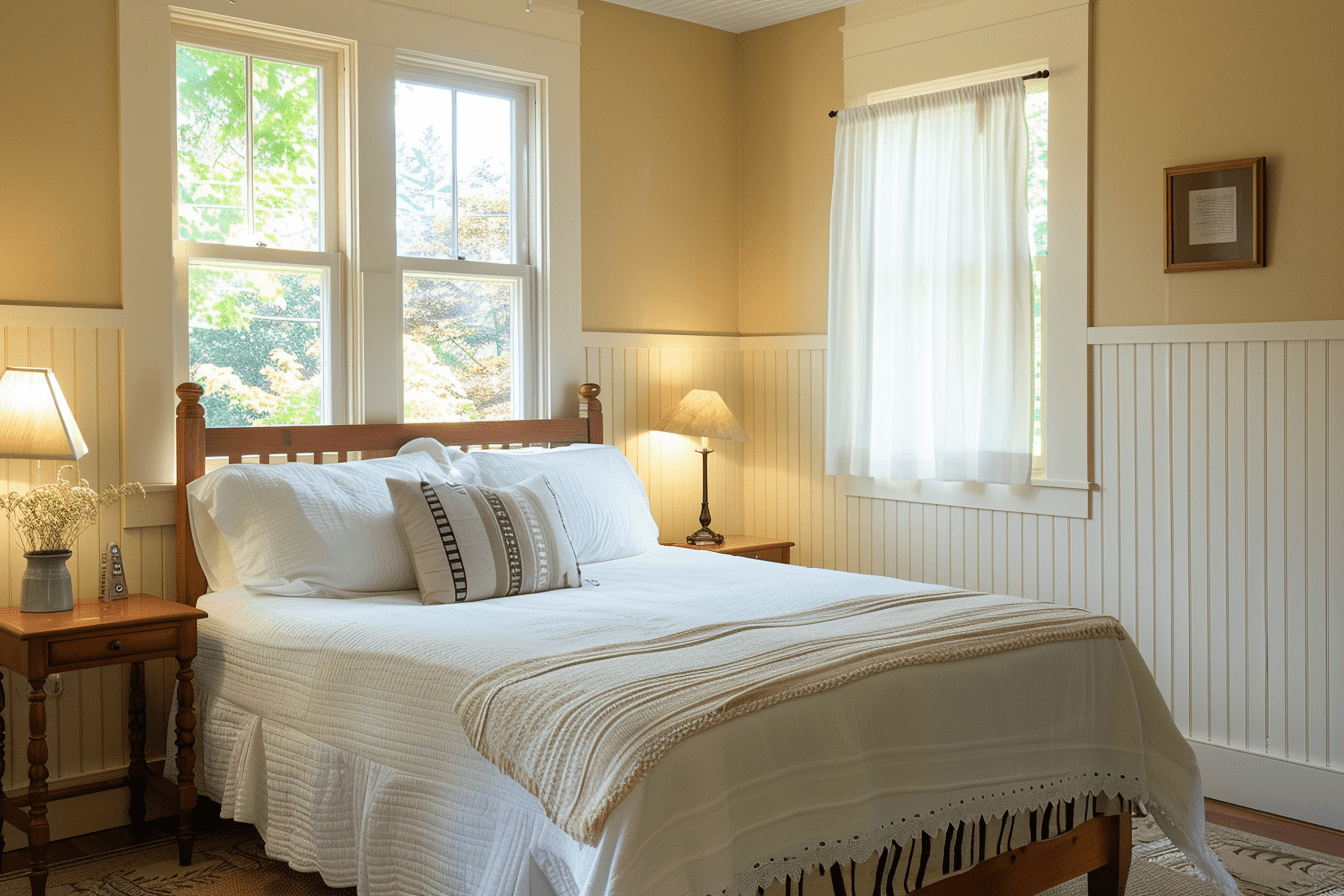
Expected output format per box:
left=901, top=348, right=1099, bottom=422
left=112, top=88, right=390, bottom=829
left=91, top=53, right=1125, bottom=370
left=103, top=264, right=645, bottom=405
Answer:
left=455, top=589, right=1127, bottom=844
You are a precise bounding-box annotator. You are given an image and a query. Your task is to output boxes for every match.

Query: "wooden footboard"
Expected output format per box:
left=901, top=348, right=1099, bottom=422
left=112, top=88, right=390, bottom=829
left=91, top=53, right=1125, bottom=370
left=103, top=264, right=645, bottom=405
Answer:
left=914, top=809, right=1131, bottom=896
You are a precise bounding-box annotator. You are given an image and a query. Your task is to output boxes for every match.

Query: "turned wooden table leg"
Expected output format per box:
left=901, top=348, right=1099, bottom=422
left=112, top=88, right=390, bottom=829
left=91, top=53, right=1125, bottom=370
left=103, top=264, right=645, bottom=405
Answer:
left=174, top=657, right=198, bottom=866
left=127, top=661, right=148, bottom=841
left=26, top=678, right=50, bottom=896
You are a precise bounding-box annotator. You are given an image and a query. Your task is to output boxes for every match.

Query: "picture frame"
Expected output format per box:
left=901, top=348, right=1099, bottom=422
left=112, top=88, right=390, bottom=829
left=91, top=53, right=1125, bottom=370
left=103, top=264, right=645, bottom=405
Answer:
left=1165, top=156, right=1265, bottom=273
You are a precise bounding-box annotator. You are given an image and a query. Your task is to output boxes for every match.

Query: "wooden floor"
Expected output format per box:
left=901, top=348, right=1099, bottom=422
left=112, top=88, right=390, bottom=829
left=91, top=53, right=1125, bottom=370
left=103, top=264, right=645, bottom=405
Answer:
left=3, top=797, right=1342, bottom=877
left=0, top=797, right=239, bottom=875
left=1205, top=799, right=1344, bottom=859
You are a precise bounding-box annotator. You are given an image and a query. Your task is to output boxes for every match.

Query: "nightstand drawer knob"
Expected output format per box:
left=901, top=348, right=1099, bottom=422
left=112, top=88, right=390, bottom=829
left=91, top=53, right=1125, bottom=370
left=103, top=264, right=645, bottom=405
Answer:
left=108, top=640, right=122, bottom=652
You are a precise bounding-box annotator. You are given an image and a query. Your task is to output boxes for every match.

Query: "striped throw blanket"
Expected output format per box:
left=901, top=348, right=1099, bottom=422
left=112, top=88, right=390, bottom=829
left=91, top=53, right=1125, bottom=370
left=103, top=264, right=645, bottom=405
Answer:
left=454, top=589, right=1127, bottom=845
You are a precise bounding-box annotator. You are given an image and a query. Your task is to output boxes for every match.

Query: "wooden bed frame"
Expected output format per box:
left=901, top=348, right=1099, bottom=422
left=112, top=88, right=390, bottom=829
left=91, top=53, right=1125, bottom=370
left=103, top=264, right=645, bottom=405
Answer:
left=170, top=379, right=1129, bottom=896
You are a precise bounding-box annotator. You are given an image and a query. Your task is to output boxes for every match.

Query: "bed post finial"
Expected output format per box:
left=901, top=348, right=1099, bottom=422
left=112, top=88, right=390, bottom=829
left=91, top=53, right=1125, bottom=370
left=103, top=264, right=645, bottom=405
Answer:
left=578, top=383, right=603, bottom=445
left=176, top=383, right=208, bottom=607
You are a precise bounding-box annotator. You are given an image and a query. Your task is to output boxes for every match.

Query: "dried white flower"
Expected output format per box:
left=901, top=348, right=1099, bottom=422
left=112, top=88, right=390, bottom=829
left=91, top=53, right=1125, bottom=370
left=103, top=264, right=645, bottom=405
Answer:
left=0, top=466, right=144, bottom=554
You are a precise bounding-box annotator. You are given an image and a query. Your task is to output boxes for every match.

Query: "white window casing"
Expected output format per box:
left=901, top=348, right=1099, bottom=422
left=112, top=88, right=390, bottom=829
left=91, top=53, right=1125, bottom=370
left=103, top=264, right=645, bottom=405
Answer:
left=839, top=0, right=1091, bottom=518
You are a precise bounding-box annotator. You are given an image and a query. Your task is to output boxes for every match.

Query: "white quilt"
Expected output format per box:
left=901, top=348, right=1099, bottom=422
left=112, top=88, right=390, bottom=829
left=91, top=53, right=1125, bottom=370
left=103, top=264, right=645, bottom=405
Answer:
left=181, top=546, right=1238, bottom=896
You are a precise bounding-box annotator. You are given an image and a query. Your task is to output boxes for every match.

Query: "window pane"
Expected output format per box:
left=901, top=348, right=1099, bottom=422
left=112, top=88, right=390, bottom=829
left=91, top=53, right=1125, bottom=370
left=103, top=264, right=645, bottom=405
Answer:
left=177, top=46, right=248, bottom=243
left=457, top=91, right=513, bottom=263
left=403, top=273, right=514, bottom=421
left=396, top=81, right=456, bottom=258
left=252, top=58, right=322, bottom=250
left=189, top=262, right=325, bottom=426
left=177, top=47, right=322, bottom=249
left=1026, top=90, right=1048, bottom=255
left=396, top=81, right=514, bottom=261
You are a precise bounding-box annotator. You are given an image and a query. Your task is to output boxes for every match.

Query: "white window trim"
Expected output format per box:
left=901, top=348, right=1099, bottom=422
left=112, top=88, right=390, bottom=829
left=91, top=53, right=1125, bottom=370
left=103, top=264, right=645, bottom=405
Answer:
left=839, top=0, right=1091, bottom=519
left=118, top=0, right=582, bottom=484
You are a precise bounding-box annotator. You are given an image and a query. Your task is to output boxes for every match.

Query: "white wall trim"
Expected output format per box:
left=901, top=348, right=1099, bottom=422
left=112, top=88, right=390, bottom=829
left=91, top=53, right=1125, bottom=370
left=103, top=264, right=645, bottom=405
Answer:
left=582, top=331, right=742, bottom=351
left=841, top=0, right=1087, bottom=60
left=842, top=474, right=1091, bottom=518
left=1190, top=740, right=1344, bottom=831
left=1088, top=320, right=1344, bottom=345
left=740, top=334, right=828, bottom=351
left=582, top=332, right=831, bottom=352
left=0, top=304, right=125, bottom=329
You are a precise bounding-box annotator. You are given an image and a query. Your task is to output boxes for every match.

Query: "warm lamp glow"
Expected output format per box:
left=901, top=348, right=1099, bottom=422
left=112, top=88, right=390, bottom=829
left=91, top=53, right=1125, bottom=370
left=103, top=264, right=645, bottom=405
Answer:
left=0, top=367, right=89, bottom=460
left=655, top=389, right=747, bottom=443
left=654, top=390, right=746, bottom=545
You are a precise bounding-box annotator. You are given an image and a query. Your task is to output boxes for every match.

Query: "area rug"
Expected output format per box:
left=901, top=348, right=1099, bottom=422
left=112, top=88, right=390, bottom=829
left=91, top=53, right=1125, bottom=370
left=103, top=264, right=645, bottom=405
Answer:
left=1, top=815, right=1340, bottom=895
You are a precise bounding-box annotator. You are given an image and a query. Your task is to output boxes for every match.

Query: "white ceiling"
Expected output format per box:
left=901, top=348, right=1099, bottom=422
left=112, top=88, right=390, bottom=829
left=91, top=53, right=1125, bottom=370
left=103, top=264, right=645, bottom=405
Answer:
left=601, top=0, right=848, bottom=33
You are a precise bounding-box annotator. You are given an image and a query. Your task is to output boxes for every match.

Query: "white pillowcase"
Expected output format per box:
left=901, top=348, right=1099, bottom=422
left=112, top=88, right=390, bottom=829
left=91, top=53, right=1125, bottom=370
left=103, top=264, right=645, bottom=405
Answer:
left=470, top=444, right=658, bottom=563
left=186, top=452, right=444, bottom=596
left=397, top=437, right=482, bottom=485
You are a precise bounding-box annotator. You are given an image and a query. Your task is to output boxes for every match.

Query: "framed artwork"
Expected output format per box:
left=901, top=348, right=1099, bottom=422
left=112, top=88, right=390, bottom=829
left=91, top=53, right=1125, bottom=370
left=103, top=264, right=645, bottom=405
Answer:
left=1165, top=156, right=1265, bottom=272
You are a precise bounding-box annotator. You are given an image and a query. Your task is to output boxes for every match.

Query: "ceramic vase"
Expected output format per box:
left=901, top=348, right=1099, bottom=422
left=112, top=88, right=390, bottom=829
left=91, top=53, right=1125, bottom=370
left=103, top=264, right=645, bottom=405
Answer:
left=20, top=550, right=75, bottom=613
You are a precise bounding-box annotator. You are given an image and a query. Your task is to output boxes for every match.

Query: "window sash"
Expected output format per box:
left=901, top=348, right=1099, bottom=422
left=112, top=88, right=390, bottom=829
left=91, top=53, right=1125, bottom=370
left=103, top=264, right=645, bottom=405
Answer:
left=174, top=240, right=344, bottom=424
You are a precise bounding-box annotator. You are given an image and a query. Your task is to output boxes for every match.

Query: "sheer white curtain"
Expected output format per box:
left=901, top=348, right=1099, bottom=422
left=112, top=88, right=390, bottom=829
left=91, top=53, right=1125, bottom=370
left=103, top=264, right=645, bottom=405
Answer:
left=825, top=77, right=1034, bottom=485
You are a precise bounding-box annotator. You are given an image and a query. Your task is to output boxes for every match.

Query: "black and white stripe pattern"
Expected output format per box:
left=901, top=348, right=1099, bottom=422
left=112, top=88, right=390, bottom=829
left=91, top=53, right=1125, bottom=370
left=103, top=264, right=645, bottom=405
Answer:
left=750, top=796, right=1133, bottom=896
left=420, top=480, right=469, bottom=602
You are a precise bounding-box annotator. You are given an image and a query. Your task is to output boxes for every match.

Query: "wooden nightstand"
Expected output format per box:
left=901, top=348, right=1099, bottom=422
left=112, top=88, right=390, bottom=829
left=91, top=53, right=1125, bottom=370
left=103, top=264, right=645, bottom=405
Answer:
left=666, top=535, right=794, bottom=564
left=0, top=595, right=207, bottom=895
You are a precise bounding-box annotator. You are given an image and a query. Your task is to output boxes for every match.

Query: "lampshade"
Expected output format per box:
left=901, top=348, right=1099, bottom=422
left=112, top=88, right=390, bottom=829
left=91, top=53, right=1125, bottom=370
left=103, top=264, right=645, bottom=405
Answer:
left=655, top=390, right=747, bottom=442
left=0, top=367, right=89, bottom=460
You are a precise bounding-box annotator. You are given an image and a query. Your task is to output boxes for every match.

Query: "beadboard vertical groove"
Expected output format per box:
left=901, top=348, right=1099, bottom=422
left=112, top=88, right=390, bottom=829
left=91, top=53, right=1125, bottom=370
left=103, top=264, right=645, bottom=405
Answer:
left=4, top=324, right=1339, bottom=820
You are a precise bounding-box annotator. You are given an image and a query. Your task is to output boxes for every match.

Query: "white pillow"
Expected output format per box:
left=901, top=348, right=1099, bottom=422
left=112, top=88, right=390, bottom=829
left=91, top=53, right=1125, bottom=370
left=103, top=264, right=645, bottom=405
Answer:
left=470, top=444, right=658, bottom=563
left=397, top=437, right=482, bottom=485
left=387, top=474, right=581, bottom=604
left=186, top=452, right=444, bottom=596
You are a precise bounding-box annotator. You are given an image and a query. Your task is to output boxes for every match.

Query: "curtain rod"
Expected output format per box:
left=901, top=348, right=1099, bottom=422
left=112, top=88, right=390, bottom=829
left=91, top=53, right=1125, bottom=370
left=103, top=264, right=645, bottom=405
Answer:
left=827, top=69, right=1048, bottom=118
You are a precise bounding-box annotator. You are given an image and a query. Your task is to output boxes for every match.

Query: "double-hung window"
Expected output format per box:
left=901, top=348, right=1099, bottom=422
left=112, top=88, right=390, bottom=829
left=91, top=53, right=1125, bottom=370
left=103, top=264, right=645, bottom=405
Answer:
left=175, top=29, right=344, bottom=427
left=171, top=19, right=538, bottom=430
left=396, top=63, right=533, bottom=422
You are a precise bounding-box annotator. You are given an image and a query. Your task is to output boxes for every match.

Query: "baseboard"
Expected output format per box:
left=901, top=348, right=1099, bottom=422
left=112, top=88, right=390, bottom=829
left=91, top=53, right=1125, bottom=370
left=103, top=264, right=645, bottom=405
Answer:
left=1191, top=740, right=1344, bottom=832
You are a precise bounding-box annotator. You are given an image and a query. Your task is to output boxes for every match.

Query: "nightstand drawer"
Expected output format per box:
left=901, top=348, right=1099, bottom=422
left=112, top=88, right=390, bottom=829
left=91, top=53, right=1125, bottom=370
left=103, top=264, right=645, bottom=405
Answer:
left=735, top=546, right=789, bottom=563
left=48, top=625, right=180, bottom=667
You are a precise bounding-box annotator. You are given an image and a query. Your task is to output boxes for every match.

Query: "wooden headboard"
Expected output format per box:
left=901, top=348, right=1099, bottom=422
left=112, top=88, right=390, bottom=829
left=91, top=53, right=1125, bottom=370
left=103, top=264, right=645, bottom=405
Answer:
left=174, top=382, right=603, bottom=607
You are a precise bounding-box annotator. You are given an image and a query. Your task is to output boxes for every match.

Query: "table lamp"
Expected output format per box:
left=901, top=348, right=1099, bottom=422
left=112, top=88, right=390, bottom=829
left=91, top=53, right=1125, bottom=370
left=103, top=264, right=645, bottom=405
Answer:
left=655, top=389, right=747, bottom=546
left=0, top=367, right=89, bottom=612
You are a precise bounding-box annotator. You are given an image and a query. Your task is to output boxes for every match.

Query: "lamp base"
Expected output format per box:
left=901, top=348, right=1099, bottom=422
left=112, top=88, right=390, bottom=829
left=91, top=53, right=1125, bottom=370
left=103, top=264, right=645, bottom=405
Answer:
left=21, top=550, right=75, bottom=613
left=686, top=527, right=725, bottom=546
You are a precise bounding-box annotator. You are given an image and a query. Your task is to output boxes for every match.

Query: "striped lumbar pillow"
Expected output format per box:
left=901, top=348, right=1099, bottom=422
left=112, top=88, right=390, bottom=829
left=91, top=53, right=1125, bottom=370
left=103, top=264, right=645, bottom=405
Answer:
left=388, top=474, right=581, bottom=604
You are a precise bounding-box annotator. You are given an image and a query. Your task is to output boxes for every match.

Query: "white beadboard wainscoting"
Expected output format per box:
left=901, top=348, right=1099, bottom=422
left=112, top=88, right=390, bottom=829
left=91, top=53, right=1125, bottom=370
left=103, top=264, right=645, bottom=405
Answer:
left=1, top=312, right=1337, bottom=836
left=0, top=309, right=179, bottom=837
left=586, top=324, right=1344, bottom=830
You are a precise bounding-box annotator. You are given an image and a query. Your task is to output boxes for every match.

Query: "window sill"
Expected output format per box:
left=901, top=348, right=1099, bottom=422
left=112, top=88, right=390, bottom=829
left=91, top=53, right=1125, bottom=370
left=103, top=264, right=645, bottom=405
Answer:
left=840, top=475, right=1092, bottom=518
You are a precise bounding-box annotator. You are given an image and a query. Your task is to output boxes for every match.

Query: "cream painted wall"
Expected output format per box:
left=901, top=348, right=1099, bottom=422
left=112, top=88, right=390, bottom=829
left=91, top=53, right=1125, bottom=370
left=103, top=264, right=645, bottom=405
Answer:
left=737, top=10, right=842, bottom=336
left=578, top=0, right=740, bottom=335
left=0, top=0, right=121, bottom=308
left=1092, top=0, right=1344, bottom=326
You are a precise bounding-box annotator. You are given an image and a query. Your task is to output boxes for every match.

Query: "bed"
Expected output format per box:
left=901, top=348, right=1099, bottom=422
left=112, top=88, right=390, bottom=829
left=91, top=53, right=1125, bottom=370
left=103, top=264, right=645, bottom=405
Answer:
left=170, top=381, right=1238, bottom=896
